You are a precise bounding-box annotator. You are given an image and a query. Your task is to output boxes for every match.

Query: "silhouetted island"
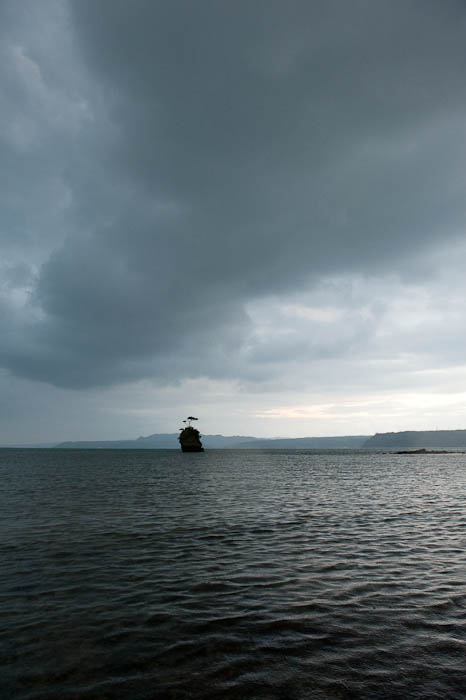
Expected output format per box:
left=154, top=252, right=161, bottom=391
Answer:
left=179, top=416, right=204, bottom=452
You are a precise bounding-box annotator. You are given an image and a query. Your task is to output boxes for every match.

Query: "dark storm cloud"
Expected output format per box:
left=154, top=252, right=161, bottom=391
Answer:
left=2, top=0, right=466, bottom=388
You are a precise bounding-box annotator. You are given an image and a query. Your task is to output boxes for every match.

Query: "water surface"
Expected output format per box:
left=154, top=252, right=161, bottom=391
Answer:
left=2, top=448, right=466, bottom=699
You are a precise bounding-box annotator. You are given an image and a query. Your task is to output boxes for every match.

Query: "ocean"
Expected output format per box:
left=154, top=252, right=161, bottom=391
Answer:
left=1, top=448, right=466, bottom=699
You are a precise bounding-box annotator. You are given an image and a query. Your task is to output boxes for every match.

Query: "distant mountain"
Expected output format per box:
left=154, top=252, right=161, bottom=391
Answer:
left=29, top=429, right=466, bottom=450
left=56, top=433, right=260, bottom=449
left=0, top=442, right=57, bottom=448
left=236, top=435, right=369, bottom=449
left=56, top=433, right=369, bottom=449
left=364, top=430, right=466, bottom=449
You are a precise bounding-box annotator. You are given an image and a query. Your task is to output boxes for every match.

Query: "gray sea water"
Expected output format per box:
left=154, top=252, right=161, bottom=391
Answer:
left=2, top=448, right=466, bottom=700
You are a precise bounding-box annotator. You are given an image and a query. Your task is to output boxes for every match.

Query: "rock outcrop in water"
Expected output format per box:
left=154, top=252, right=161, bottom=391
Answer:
left=179, top=417, right=204, bottom=452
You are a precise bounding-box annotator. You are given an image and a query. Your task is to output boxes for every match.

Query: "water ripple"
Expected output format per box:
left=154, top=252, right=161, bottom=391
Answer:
left=2, top=448, right=466, bottom=699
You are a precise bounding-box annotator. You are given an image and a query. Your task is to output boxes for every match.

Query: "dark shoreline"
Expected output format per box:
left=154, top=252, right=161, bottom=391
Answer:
left=393, top=448, right=465, bottom=455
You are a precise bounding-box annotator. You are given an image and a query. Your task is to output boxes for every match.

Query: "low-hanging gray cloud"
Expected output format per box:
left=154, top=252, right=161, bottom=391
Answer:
left=2, top=0, right=466, bottom=392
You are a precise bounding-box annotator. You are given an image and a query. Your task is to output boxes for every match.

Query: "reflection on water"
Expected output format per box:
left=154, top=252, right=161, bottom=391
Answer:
left=2, top=448, right=466, bottom=699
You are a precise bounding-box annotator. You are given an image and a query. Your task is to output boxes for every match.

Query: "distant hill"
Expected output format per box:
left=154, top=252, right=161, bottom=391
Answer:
left=364, top=430, right=466, bottom=449
left=49, top=429, right=466, bottom=450
left=236, top=435, right=369, bottom=449
left=56, top=433, right=369, bottom=449
left=56, top=433, right=260, bottom=449
left=0, top=442, right=57, bottom=448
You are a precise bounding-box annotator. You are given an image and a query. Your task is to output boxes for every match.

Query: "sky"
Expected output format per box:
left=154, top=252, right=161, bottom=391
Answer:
left=2, top=0, right=466, bottom=443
